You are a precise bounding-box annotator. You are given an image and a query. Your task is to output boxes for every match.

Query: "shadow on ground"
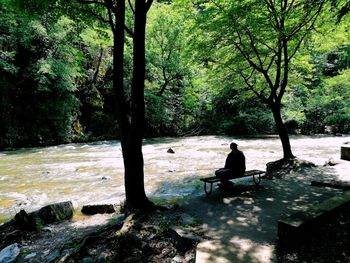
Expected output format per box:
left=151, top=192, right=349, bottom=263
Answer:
left=153, top=165, right=346, bottom=262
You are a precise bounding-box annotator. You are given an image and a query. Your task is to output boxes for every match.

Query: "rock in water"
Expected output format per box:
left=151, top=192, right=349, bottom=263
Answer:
left=81, top=204, right=115, bottom=215
left=341, top=146, right=350, bottom=161
left=0, top=243, right=20, bottom=263
left=167, top=148, right=175, bottom=154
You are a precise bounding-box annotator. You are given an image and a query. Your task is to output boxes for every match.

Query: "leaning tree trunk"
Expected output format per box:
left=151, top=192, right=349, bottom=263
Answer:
left=270, top=103, right=295, bottom=159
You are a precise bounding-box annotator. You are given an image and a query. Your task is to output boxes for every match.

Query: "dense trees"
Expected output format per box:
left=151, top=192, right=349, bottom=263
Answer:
left=0, top=0, right=349, bottom=152
left=0, top=3, right=84, bottom=147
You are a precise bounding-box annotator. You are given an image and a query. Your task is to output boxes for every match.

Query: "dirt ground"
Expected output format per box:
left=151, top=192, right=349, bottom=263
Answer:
left=0, top=206, right=201, bottom=263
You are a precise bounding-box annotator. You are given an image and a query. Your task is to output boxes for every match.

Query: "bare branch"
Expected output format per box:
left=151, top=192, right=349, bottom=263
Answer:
left=234, top=31, right=263, bottom=73
left=288, top=2, right=325, bottom=61
left=266, top=53, right=276, bottom=72
left=264, top=0, right=280, bottom=29
left=261, top=41, right=278, bottom=54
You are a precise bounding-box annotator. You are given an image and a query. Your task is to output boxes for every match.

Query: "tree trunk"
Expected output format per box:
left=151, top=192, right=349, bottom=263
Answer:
left=270, top=102, right=295, bottom=159
left=111, top=0, right=151, bottom=211
left=123, top=0, right=153, bottom=211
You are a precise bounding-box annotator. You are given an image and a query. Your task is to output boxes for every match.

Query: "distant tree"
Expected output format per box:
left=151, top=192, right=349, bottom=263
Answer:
left=145, top=4, right=191, bottom=136
left=192, top=0, right=327, bottom=158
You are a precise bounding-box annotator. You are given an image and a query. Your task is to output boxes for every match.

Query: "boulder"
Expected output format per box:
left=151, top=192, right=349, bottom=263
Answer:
left=33, top=201, right=74, bottom=224
left=266, top=158, right=315, bottom=178
left=0, top=202, right=74, bottom=240
left=14, top=210, right=36, bottom=231
left=167, top=148, right=175, bottom=154
left=341, top=146, right=350, bottom=161
left=81, top=204, right=115, bottom=215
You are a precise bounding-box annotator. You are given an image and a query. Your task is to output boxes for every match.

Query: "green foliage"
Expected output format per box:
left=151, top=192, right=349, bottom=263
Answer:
left=0, top=4, right=87, bottom=148
left=144, top=3, right=195, bottom=136
left=303, top=69, right=350, bottom=134
left=1, top=0, right=350, bottom=150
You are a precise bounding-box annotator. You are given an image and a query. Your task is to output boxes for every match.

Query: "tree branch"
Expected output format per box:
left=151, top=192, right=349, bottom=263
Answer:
left=127, top=0, right=135, bottom=14
left=124, top=25, right=134, bottom=37
left=245, top=28, right=264, bottom=69
left=105, top=0, right=116, bottom=33
left=145, top=0, right=154, bottom=13
left=288, top=2, right=325, bottom=61
left=287, top=1, right=325, bottom=40
left=278, top=39, right=289, bottom=102
left=240, top=70, right=268, bottom=104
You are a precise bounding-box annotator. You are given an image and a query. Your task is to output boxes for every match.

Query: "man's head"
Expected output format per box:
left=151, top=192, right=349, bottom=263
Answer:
left=230, top=142, right=238, bottom=150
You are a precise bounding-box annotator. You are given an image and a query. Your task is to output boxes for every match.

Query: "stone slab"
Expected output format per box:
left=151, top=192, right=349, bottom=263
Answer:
left=278, top=191, right=350, bottom=246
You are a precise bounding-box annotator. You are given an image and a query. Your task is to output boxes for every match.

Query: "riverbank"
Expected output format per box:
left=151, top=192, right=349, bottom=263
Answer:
left=1, top=135, right=349, bottom=223
left=1, top=157, right=350, bottom=262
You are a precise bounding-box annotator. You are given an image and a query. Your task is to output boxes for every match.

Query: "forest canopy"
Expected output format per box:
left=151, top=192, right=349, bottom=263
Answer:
left=0, top=0, right=349, bottom=149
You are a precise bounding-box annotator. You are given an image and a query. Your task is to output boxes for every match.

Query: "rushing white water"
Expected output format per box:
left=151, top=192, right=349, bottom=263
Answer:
left=0, top=135, right=349, bottom=222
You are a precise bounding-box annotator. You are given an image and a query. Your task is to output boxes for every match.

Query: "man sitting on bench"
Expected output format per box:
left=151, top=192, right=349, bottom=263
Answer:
left=215, top=142, right=246, bottom=189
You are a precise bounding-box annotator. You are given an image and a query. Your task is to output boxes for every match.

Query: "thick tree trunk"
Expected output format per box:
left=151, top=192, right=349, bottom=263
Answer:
left=270, top=103, right=295, bottom=159
left=123, top=0, right=153, bottom=211
left=123, top=141, right=151, bottom=210
left=111, top=0, right=150, bottom=211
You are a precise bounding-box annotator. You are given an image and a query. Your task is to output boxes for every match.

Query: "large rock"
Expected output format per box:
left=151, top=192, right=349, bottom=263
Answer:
left=14, top=210, right=36, bottom=231
left=81, top=204, right=115, bottom=215
left=266, top=158, right=315, bottom=178
left=341, top=146, right=350, bottom=161
left=33, top=201, right=74, bottom=224
left=0, top=202, right=74, bottom=246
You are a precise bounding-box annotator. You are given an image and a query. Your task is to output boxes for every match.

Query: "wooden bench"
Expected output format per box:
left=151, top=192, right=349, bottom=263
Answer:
left=200, top=169, right=265, bottom=196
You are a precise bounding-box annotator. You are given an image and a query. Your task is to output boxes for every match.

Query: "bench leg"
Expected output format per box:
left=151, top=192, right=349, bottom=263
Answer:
left=253, top=174, right=262, bottom=185
left=204, top=182, right=213, bottom=196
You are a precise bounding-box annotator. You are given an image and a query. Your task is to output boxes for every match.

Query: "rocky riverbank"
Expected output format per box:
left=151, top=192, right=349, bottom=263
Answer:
left=0, top=203, right=201, bottom=263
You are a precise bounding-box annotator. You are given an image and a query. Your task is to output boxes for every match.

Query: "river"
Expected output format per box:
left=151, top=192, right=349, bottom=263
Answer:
left=0, top=135, right=349, bottom=222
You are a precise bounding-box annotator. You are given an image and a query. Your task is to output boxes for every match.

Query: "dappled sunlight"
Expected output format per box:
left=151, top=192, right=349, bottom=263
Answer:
left=196, top=238, right=274, bottom=263
left=181, top=150, right=349, bottom=261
